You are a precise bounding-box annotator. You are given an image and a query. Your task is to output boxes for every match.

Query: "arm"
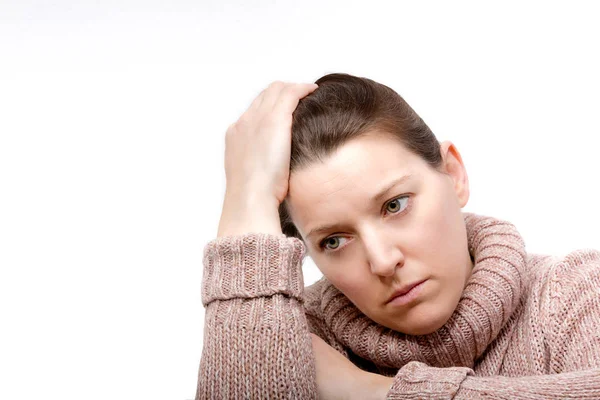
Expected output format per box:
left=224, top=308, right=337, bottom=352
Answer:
left=194, top=82, right=326, bottom=398
left=381, top=250, right=600, bottom=399
left=196, top=232, right=398, bottom=400
left=302, top=333, right=600, bottom=399
left=195, top=232, right=318, bottom=399
left=384, top=362, right=600, bottom=399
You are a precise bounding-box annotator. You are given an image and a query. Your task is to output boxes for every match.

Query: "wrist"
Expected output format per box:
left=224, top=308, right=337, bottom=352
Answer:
left=217, top=192, right=282, bottom=237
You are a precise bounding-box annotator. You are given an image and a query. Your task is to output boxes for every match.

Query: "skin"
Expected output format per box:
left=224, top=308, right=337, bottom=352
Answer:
left=310, top=332, right=394, bottom=400
left=219, top=81, right=475, bottom=398
left=286, top=132, right=474, bottom=336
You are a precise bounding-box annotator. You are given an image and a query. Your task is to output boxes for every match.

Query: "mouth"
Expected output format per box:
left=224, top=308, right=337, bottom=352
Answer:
left=386, top=279, right=427, bottom=306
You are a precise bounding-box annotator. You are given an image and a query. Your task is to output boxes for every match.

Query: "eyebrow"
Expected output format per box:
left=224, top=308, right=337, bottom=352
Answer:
left=305, top=173, right=413, bottom=240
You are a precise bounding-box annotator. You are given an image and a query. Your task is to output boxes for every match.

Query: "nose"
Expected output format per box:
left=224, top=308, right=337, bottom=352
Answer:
left=363, top=231, right=405, bottom=277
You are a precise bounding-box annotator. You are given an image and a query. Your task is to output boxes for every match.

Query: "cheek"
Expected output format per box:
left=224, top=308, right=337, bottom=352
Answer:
left=405, top=185, right=463, bottom=266
left=409, top=195, right=454, bottom=253
left=416, top=186, right=470, bottom=283
left=329, top=269, right=361, bottom=292
left=322, top=264, right=371, bottom=302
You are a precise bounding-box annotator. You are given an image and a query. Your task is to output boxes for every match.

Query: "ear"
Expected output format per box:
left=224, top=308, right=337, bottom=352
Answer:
left=439, top=141, right=470, bottom=208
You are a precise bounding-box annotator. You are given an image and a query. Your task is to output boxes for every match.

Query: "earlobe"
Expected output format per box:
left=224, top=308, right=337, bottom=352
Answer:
left=440, top=141, right=470, bottom=208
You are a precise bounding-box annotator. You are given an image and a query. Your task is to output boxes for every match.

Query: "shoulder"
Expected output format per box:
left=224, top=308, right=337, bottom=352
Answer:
left=541, top=249, right=600, bottom=371
left=546, top=249, right=600, bottom=296
left=529, top=249, right=600, bottom=332
left=524, top=249, right=600, bottom=295
left=545, top=249, right=600, bottom=320
left=520, top=250, right=600, bottom=330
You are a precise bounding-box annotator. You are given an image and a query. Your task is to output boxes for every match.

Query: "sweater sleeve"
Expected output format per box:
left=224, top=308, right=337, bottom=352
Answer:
left=386, top=362, right=600, bottom=399
left=384, top=249, right=600, bottom=400
left=194, top=233, right=318, bottom=399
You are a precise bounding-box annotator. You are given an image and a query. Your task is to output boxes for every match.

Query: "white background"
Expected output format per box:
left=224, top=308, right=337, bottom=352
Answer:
left=1, top=1, right=599, bottom=399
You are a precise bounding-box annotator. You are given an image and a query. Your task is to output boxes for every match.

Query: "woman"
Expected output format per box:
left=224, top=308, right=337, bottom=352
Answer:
left=195, top=73, right=600, bottom=399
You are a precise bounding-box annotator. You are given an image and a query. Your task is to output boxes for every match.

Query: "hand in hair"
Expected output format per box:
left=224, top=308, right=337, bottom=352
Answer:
left=311, top=333, right=394, bottom=400
left=217, top=81, right=318, bottom=237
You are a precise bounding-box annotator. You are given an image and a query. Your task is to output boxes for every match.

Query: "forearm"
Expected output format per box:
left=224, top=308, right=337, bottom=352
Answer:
left=195, top=232, right=316, bottom=399
left=384, top=361, right=600, bottom=400
left=196, top=294, right=318, bottom=399
left=217, top=190, right=282, bottom=237
left=456, top=368, right=600, bottom=399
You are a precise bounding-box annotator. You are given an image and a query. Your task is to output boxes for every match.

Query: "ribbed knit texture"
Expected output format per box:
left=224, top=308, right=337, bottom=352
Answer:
left=195, top=213, right=600, bottom=399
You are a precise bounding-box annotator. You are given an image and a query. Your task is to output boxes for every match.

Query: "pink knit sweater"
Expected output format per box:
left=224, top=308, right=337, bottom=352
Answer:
left=195, top=213, right=600, bottom=399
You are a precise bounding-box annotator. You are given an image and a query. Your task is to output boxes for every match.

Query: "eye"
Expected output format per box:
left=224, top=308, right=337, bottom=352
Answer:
left=318, top=195, right=411, bottom=253
left=384, top=196, right=409, bottom=215
left=320, top=236, right=348, bottom=251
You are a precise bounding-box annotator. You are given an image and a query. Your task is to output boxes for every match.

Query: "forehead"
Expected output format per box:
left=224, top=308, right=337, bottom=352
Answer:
left=286, top=134, right=427, bottom=234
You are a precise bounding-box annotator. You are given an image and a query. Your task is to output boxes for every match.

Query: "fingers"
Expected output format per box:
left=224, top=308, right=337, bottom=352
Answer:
left=274, top=83, right=319, bottom=114
left=260, top=81, right=287, bottom=111
left=247, top=81, right=318, bottom=117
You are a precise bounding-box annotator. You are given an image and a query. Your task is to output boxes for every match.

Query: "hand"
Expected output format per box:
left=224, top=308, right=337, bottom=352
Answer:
left=223, top=81, right=318, bottom=204
left=310, top=333, right=394, bottom=400
left=217, top=81, right=318, bottom=237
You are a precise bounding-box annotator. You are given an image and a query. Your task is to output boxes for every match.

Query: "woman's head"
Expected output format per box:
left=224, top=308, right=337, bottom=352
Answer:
left=280, top=73, right=474, bottom=335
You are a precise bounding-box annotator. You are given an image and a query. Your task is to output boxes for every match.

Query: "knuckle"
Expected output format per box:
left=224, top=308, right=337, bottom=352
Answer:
left=234, top=113, right=260, bottom=133
left=279, top=83, right=304, bottom=102
left=237, top=112, right=250, bottom=125
left=280, top=84, right=295, bottom=96
left=234, top=118, right=248, bottom=132
left=268, top=80, right=285, bottom=91
left=226, top=122, right=238, bottom=135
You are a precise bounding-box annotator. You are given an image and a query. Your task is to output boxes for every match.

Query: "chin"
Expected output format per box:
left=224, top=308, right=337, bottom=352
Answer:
left=407, top=322, right=445, bottom=336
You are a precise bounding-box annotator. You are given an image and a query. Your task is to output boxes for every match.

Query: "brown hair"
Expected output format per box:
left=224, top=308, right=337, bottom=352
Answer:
left=279, top=72, right=443, bottom=241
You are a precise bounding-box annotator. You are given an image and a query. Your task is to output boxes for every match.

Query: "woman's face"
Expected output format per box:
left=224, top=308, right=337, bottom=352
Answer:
left=286, top=133, right=474, bottom=335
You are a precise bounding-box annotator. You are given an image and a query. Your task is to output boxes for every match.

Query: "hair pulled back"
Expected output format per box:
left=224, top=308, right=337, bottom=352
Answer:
left=280, top=73, right=442, bottom=241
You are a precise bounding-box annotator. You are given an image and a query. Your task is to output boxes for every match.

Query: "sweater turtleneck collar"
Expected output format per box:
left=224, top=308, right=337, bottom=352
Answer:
left=317, top=212, right=527, bottom=369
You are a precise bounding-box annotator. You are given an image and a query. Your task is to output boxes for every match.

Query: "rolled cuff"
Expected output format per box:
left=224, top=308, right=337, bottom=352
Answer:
left=201, top=233, right=307, bottom=306
left=387, top=361, right=473, bottom=399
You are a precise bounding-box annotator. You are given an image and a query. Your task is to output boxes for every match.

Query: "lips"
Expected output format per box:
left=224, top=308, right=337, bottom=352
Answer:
left=386, top=280, right=427, bottom=304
